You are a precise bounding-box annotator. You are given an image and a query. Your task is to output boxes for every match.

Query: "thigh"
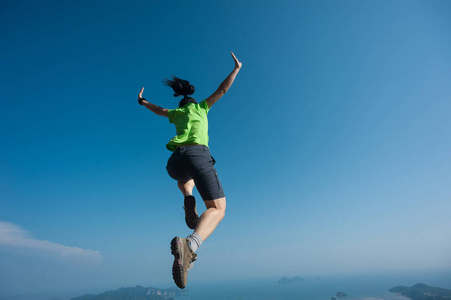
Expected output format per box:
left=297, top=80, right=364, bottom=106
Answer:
left=183, top=146, right=225, bottom=201
left=166, top=150, right=191, bottom=181
left=193, top=167, right=225, bottom=201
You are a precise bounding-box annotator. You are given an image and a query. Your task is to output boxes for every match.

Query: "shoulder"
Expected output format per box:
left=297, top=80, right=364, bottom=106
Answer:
left=167, top=107, right=184, bottom=122
left=199, top=100, right=210, bottom=112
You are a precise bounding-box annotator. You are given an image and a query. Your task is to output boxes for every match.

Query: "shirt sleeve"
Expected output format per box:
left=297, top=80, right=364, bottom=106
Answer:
left=199, top=100, right=210, bottom=114
left=167, top=109, right=175, bottom=123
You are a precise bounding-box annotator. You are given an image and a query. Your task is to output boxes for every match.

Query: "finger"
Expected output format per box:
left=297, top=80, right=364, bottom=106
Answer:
left=139, top=87, right=144, bottom=97
left=231, top=52, right=237, bottom=61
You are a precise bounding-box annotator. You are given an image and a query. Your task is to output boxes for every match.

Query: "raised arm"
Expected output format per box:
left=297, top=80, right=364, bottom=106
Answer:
left=205, top=52, right=242, bottom=108
left=138, top=87, right=169, bottom=117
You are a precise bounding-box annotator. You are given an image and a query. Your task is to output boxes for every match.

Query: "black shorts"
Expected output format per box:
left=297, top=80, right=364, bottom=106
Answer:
left=166, top=145, right=225, bottom=201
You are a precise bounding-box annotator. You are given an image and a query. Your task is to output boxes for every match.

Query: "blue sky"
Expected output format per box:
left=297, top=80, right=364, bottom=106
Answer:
left=1, top=0, right=451, bottom=297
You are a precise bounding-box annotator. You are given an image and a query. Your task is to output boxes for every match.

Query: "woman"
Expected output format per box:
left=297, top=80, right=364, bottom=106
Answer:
left=137, top=52, right=242, bottom=289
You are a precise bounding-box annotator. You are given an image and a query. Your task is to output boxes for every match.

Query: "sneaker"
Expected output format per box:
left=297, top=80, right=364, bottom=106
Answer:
left=170, top=237, right=197, bottom=289
left=183, top=195, right=199, bottom=229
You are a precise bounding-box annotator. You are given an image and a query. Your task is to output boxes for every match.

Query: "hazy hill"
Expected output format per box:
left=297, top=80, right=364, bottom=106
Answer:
left=70, top=285, right=186, bottom=300
left=277, top=276, right=305, bottom=284
left=389, top=283, right=451, bottom=300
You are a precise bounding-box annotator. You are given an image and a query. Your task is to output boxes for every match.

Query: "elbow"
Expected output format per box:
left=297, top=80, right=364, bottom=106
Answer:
left=218, top=87, right=228, bottom=96
left=159, top=109, right=169, bottom=117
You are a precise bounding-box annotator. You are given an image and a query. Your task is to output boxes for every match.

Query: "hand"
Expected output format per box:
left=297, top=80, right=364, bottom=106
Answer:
left=231, top=52, right=242, bottom=70
left=138, top=87, right=145, bottom=105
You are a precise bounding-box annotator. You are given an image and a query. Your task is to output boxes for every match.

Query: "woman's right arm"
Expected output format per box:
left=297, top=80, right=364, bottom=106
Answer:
left=138, top=87, right=169, bottom=117
left=205, top=52, right=242, bottom=108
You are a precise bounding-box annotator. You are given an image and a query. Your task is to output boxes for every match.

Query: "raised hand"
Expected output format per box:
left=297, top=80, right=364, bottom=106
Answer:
left=231, top=52, right=242, bottom=70
left=138, top=87, right=146, bottom=105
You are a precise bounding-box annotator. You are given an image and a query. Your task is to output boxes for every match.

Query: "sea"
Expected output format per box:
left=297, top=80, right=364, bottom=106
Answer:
left=174, top=271, right=451, bottom=300
left=2, top=271, right=450, bottom=300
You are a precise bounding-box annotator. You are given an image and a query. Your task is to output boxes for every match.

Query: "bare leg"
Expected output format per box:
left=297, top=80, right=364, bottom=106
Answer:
left=194, top=197, right=226, bottom=241
left=177, top=179, right=195, bottom=196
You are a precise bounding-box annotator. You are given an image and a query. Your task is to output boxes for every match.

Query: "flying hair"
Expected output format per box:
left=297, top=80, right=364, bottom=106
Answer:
left=163, top=76, right=198, bottom=107
left=162, top=76, right=195, bottom=97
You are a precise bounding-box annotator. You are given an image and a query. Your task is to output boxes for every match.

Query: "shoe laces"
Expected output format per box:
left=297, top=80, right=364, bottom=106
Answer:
left=187, top=253, right=197, bottom=271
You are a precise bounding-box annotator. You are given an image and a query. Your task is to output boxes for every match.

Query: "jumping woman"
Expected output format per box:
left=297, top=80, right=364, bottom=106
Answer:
left=137, top=52, right=242, bottom=289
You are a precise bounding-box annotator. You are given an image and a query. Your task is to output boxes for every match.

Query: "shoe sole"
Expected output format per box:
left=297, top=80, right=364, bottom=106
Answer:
left=184, top=196, right=199, bottom=230
left=170, top=237, right=186, bottom=289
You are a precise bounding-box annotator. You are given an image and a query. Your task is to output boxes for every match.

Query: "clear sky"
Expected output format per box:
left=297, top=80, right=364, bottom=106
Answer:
left=1, top=0, right=451, bottom=297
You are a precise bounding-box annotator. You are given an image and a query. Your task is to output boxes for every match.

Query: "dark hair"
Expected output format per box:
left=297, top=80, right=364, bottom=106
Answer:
left=163, top=76, right=197, bottom=107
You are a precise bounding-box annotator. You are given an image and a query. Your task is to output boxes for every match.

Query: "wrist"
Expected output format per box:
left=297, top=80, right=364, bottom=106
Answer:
left=138, top=97, right=146, bottom=105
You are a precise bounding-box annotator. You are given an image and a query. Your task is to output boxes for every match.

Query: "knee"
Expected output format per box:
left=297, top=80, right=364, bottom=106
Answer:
left=218, top=208, right=225, bottom=221
left=212, top=207, right=225, bottom=221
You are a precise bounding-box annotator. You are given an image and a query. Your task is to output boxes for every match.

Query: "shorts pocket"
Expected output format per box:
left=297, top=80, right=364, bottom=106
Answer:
left=214, top=170, right=221, bottom=191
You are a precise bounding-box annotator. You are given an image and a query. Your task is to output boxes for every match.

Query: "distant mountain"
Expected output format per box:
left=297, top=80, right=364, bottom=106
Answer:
left=70, top=285, right=186, bottom=300
left=336, top=291, right=347, bottom=297
left=389, top=283, right=451, bottom=300
left=277, top=276, right=305, bottom=284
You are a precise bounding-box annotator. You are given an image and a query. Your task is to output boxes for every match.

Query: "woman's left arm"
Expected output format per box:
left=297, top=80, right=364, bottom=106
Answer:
left=138, top=87, right=169, bottom=117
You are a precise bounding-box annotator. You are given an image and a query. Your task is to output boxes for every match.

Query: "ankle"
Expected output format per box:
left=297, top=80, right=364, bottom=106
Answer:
left=187, top=232, right=203, bottom=252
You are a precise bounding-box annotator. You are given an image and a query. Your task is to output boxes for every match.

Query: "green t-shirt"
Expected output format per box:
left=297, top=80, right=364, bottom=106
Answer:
left=166, top=100, right=210, bottom=151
